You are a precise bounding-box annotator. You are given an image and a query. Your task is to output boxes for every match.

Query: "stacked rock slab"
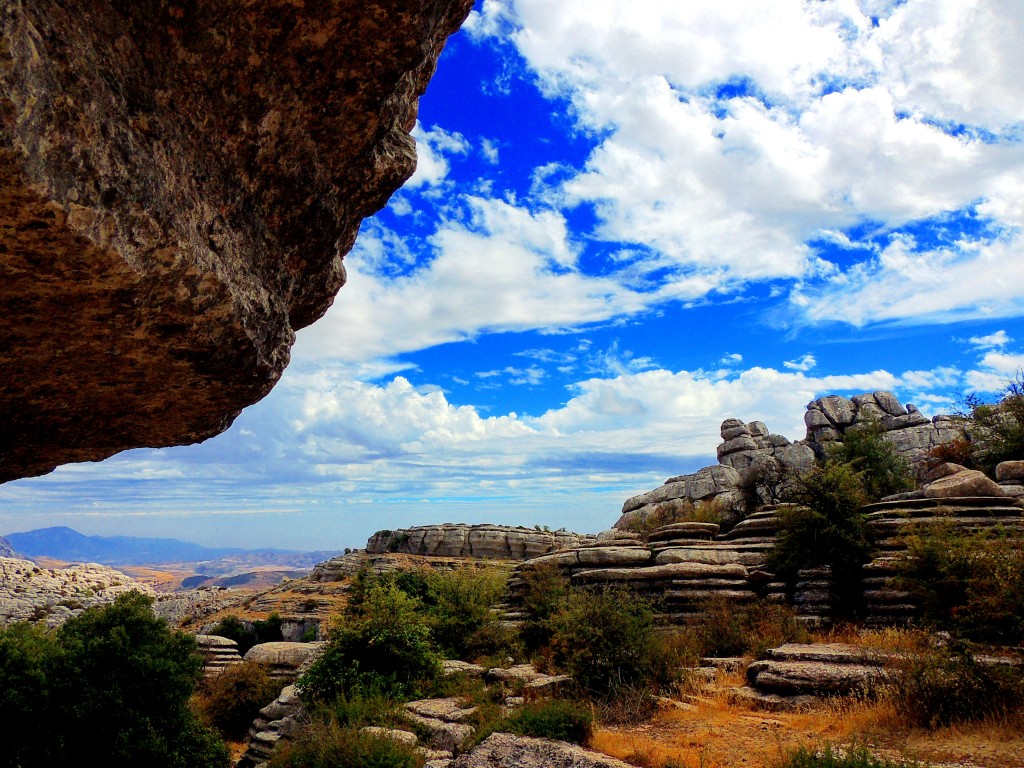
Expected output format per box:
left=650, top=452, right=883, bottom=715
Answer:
left=243, top=641, right=324, bottom=682
left=615, top=424, right=815, bottom=532
left=736, top=643, right=892, bottom=710
left=195, top=634, right=243, bottom=677
left=804, top=391, right=961, bottom=467
left=0, top=0, right=475, bottom=482
left=506, top=510, right=786, bottom=624
left=237, top=684, right=305, bottom=768
left=365, top=524, right=593, bottom=560
left=861, top=496, right=1024, bottom=627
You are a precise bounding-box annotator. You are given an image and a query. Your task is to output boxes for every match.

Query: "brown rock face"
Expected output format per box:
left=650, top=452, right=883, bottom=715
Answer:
left=0, top=0, right=473, bottom=481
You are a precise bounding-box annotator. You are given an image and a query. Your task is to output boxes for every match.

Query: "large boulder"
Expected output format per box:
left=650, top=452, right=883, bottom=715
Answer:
left=0, top=0, right=474, bottom=481
left=923, top=469, right=1004, bottom=498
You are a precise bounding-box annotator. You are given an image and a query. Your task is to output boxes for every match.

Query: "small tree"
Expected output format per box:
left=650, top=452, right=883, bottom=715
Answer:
left=298, top=582, right=441, bottom=703
left=827, top=419, right=913, bottom=502
left=768, top=461, right=872, bottom=617
left=957, top=374, right=1024, bottom=475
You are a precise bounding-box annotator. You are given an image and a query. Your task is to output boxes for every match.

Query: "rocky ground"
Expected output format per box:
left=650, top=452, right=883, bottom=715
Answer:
left=0, top=556, right=154, bottom=626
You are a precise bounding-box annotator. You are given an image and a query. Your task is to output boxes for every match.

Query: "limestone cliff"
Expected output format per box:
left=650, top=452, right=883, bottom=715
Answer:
left=0, top=0, right=474, bottom=481
left=365, top=524, right=595, bottom=560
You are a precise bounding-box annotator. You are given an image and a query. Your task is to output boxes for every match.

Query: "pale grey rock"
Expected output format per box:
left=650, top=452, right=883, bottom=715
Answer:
left=0, top=537, right=24, bottom=559
left=717, top=435, right=758, bottom=458
left=405, top=713, right=474, bottom=751
left=238, top=684, right=305, bottom=768
left=818, top=395, right=856, bottom=426
left=361, top=726, right=418, bottom=746
left=365, top=524, right=592, bottom=560
left=244, top=641, right=324, bottom=681
left=442, top=660, right=487, bottom=678
left=621, top=465, right=740, bottom=517
left=873, top=391, right=907, bottom=417
left=0, top=557, right=154, bottom=627
left=747, top=421, right=770, bottom=438
left=804, top=409, right=831, bottom=429
left=406, top=698, right=478, bottom=723
left=720, top=418, right=747, bottom=439
left=196, top=634, right=243, bottom=677
left=453, top=733, right=636, bottom=768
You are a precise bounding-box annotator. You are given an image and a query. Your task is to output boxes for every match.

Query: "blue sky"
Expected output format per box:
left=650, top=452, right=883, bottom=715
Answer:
left=3, top=0, right=1024, bottom=550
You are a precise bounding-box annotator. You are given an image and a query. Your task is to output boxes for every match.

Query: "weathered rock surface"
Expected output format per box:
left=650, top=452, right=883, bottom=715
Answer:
left=0, top=0, right=474, bottom=481
left=365, top=524, right=593, bottom=559
left=740, top=643, right=892, bottom=709
left=0, top=556, right=153, bottom=625
left=453, top=733, right=635, bottom=768
left=923, top=467, right=1004, bottom=498
left=243, top=641, right=324, bottom=681
left=237, top=683, right=305, bottom=768
left=195, top=634, right=243, bottom=677
left=0, top=536, right=24, bottom=559
left=804, top=392, right=962, bottom=468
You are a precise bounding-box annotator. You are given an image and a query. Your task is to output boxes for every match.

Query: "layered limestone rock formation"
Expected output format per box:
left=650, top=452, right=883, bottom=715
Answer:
left=861, top=495, right=1024, bottom=627
left=0, top=0, right=474, bottom=481
left=195, top=634, right=243, bottom=677
left=453, top=733, right=636, bottom=768
left=0, top=556, right=153, bottom=625
left=804, top=392, right=961, bottom=466
left=243, top=641, right=324, bottom=681
left=365, top=524, right=594, bottom=560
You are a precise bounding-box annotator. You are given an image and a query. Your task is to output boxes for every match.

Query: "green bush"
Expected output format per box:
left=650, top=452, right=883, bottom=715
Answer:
left=958, top=375, right=1024, bottom=474
left=888, top=644, right=1024, bottom=728
left=518, top=562, right=572, bottom=652
left=195, top=661, right=282, bottom=741
left=267, top=720, right=424, bottom=768
left=779, top=744, right=925, bottom=768
left=420, top=568, right=509, bottom=659
left=298, top=582, right=441, bottom=703
left=547, top=587, right=683, bottom=699
left=896, top=519, right=1024, bottom=644
left=207, top=613, right=283, bottom=655
left=499, top=698, right=593, bottom=744
left=769, top=461, right=872, bottom=618
left=0, top=592, right=229, bottom=768
left=828, top=421, right=913, bottom=502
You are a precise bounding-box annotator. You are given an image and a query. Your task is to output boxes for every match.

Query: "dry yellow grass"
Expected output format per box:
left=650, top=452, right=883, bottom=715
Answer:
left=589, top=677, right=1024, bottom=768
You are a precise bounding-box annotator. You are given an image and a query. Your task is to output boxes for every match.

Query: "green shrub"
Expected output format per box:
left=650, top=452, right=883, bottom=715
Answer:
left=518, top=562, right=572, bottom=652
left=958, top=375, right=1024, bottom=474
left=327, top=689, right=407, bottom=728
left=769, top=462, right=872, bottom=618
left=421, top=568, right=508, bottom=659
left=267, top=719, right=424, bottom=768
left=888, top=645, right=1024, bottom=728
left=206, top=613, right=283, bottom=655
left=298, top=582, right=441, bottom=703
left=195, top=661, right=282, bottom=741
left=779, top=744, right=925, bottom=768
left=499, top=698, right=593, bottom=744
left=547, top=587, right=683, bottom=698
left=0, top=592, right=229, bottom=768
left=828, top=420, right=914, bottom=502
left=896, top=520, right=1024, bottom=644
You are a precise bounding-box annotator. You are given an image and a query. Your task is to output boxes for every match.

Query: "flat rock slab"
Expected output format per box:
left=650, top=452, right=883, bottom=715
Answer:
left=454, top=733, right=636, bottom=768
left=761, top=643, right=891, bottom=666
left=731, top=686, right=818, bottom=712
left=406, top=698, right=478, bottom=723
left=747, top=659, right=888, bottom=696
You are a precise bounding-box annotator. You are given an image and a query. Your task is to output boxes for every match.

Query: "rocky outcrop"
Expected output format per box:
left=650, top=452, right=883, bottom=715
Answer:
left=243, top=641, right=324, bottom=682
left=453, top=733, right=635, bottom=768
left=237, top=683, right=306, bottom=768
left=0, top=556, right=153, bottom=626
left=0, top=536, right=24, bottom=559
left=195, top=634, right=243, bottom=677
left=365, top=524, right=593, bottom=560
left=861, top=496, right=1024, bottom=627
left=735, top=643, right=892, bottom=710
left=0, top=0, right=474, bottom=482
left=804, top=392, right=962, bottom=468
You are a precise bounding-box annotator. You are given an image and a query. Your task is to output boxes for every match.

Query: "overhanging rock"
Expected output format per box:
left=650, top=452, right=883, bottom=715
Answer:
left=0, top=0, right=473, bottom=481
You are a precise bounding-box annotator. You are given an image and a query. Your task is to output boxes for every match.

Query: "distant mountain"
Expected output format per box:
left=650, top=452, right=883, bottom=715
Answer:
left=4, top=526, right=337, bottom=568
